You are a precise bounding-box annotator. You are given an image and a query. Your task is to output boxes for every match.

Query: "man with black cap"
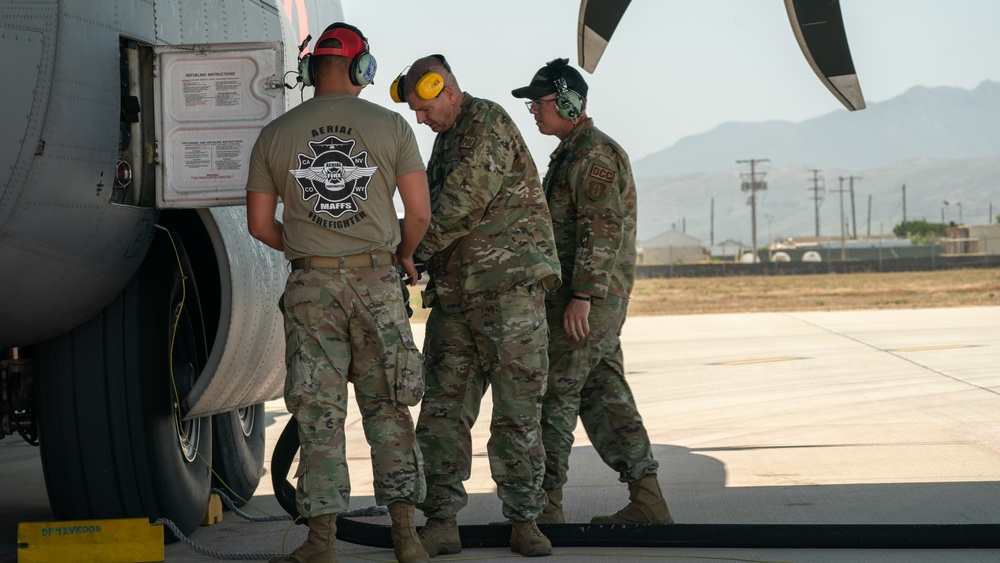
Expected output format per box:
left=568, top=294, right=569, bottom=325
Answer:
left=512, top=58, right=674, bottom=526
left=246, top=22, right=431, bottom=563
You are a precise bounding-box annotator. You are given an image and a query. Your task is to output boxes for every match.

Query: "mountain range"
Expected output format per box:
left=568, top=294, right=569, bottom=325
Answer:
left=632, top=81, right=1000, bottom=245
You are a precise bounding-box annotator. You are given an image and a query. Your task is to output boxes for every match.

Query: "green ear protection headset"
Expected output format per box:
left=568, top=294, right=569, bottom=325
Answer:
left=553, top=75, right=584, bottom=122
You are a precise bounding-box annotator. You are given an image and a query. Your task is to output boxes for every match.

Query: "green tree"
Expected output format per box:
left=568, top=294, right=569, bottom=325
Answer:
left=893, top=219, right=947, bottom=245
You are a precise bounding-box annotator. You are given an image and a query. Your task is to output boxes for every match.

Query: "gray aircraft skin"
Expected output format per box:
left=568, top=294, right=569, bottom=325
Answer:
left=0, top=0, right=343, bottom=538
left=0, top=0, right=864, bottom=544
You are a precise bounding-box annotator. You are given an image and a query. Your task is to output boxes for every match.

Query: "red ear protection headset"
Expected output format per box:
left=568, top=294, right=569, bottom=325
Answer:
left=299, top=22, right=377, bottom=87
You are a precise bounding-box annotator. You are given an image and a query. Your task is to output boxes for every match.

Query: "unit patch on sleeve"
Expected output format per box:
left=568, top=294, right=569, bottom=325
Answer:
left=587, top=181, right=608, bottom=201
left=588, top=163, right=616, bottom=183
left=460, top=135, right=477, bottom=150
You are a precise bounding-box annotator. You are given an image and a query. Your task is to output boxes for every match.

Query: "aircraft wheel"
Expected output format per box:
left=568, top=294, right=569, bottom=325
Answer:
left=37, top=223, right=213, bottom=540
left=212, top=403, right=266, bottom=507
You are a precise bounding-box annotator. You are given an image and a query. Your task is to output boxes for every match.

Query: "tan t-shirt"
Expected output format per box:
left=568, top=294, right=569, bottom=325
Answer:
left=246, top=94, right=424, bottom=260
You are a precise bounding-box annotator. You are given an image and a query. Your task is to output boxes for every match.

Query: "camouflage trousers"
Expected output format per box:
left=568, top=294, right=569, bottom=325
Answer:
left=282, top=266, right=426, bottom=518
left=416, top=283, right=549, bottom=522
left=541, top=292, right=658, bottom=490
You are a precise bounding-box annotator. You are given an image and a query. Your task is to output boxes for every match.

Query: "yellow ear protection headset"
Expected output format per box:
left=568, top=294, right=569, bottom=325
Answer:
left=553, top=75, right=584, bottom=122
left=298, top=22, right=376, bottom=87
left=390, top=54, right=451, bottom=103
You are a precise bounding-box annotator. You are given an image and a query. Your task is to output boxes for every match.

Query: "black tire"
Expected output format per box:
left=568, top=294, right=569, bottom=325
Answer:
left=212, top=403, right=266, bottom=507
left=37, top=224, right=213, bottom=540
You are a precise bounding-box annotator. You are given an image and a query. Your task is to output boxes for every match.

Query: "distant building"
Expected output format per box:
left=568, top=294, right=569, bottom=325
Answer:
left=802, top=250, right=822, bottom=262
left=709, top=238, right=747, bottom=261
left=640, top=228, right=707, bottom=265
left=944, top=224, right=1000, bottom=256
left=762, top=235, right=936, bottom=262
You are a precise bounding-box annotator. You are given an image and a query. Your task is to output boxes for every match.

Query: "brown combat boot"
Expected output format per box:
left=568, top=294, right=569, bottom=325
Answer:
left=509, top=519, right=553, bottom=557
left=268, top=513, right=338, bottom=563
left=534, top=489, right=565, bottom=524
left=590, top=473, right=674, bottom=524
left=388, top=503, right=429, bottom=563
left=417, top=516, right=461, bottom=557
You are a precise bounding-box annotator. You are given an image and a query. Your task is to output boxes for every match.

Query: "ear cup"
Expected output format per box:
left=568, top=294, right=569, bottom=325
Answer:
left=298, top=54, right=314, bottom=87
left=553, top=76, right=583, bottom=121
left=389, top=72, right=406, bottom=103
left=348, top=51, right=377, bottom=86
left=555, top=89, right=582, bottom=120
left=414, top=70, right=444, bottom=100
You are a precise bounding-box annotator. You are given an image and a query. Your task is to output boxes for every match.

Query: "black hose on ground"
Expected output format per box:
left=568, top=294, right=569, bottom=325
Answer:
left=271, top=416, right=304, bottom=525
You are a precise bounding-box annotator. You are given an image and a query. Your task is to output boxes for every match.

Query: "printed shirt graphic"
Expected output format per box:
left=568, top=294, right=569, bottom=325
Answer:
left=290, top=136, right=377, bottom=218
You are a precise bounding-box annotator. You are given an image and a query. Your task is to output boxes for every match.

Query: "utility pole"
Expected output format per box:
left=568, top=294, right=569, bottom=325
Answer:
left=835, top=176, right=848, bottom=260
left=848, top=176, right=862, bottom=239
left=808, top=169, right=824, bottom=237
left=866, top=194, right=872, bottom=237
left=710, top=197, right=715, bottom=247
left=765, top=213, right=774, bottom=262
left=902, top=184, right=907, bottom=226
left=737, top=158, right=769, bottom=263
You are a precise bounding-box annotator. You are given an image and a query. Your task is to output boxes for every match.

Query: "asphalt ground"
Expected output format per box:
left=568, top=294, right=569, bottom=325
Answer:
left=3, top=307, right=999, bottom=562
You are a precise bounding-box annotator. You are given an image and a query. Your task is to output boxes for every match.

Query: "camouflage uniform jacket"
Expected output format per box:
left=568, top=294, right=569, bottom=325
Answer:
left=416, top=93, right=561, bottom=313
left=542, top=118, right=637, bottom=299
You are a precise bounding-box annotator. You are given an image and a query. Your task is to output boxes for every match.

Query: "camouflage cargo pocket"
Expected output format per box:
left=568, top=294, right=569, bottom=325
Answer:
left=282, top=285, right=324, bottom=366
left=391, top=342, right=425, bottom=407
left=362, top=279, right=425, bottom=406
left=496, top=334, right=547, bottom=400
left=420, top=286, right=438, bottom=309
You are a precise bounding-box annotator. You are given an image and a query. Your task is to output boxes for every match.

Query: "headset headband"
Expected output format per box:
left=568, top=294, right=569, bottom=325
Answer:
left=430, top=54, right=451, bottom=73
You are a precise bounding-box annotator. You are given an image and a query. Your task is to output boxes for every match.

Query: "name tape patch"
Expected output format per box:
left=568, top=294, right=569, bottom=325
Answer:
left=589, top=164, right=615, bottom=182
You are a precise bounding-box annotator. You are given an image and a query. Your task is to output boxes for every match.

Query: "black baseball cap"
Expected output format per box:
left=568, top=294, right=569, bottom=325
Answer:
left=512, top=58, right=589, bottom=99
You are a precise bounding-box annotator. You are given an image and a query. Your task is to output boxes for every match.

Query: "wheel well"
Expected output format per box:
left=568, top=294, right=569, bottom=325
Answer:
left=158, top=210, right=222, bottom=360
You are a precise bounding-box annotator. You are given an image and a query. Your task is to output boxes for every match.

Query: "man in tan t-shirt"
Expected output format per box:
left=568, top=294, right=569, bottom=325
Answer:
left=246, top=22, right=431, bottom=563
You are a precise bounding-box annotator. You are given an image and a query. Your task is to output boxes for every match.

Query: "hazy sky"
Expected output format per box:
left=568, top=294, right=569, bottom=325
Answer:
left=339, top=1, right=999, bottom=167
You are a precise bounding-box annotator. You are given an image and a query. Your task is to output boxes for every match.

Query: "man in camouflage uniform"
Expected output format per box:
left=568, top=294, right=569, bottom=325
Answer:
left=246, top=22, right=431, bottom=563
left=512, top=59, right=673, bottom=526
left=392, top=54, right=561, bottom=557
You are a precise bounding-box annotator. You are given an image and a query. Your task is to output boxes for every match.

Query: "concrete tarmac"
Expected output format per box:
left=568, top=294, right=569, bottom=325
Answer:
left=2, top=307, right=999, bottom=562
